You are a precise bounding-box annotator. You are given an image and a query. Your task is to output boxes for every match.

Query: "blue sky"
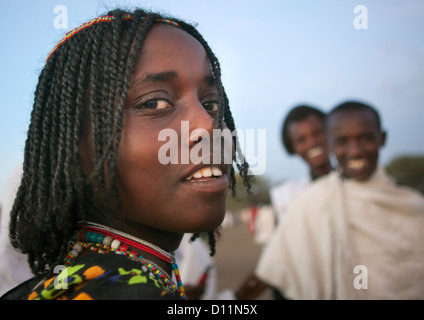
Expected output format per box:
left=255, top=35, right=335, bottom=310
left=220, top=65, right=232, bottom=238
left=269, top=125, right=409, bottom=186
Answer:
left=1, top=0, right=424, bottom=194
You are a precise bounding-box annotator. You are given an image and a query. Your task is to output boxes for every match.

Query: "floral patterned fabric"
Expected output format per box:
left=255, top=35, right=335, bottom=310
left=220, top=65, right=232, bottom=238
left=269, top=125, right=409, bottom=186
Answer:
left=2, top=253, right=181, bottom=300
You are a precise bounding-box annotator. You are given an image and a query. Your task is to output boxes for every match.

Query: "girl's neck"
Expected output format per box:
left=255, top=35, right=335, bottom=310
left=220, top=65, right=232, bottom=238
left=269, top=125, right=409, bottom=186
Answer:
left=83, top=201, right=184, bottom=274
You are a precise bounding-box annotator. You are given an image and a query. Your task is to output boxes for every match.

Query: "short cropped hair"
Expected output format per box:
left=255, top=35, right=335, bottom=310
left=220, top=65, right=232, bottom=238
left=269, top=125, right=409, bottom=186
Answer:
left=326, top=100, right=382, bottom=130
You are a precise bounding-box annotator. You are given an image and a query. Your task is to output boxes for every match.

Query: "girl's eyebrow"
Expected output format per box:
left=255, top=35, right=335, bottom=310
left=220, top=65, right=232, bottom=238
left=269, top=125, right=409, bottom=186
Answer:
left=133, top=71, right=178, bottom=88
left=132, top=72, right=217, bottom=88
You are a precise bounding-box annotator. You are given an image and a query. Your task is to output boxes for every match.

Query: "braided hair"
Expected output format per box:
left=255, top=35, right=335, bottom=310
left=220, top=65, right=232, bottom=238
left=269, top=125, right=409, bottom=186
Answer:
left=9, top=8, right=251, bottom=276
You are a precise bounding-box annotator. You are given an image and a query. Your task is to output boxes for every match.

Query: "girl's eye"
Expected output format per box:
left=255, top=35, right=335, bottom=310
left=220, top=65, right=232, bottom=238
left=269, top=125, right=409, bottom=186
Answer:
left=202, top=101, right=219, bottom=112
left=139, top=99, right=172, bottom=110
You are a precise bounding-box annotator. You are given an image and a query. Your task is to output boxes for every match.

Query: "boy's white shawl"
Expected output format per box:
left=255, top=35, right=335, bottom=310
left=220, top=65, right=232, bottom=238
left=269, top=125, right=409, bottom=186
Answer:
left=256, top=167, right=424, bottom=299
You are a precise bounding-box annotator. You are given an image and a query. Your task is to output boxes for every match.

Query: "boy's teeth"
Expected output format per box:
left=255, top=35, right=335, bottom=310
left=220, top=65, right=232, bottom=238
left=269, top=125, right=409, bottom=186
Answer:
left=307, top=146, right=324, bottom=159
left=347, top=159, right=367, bottom=169
left=186, top=167, right=223, bottom=181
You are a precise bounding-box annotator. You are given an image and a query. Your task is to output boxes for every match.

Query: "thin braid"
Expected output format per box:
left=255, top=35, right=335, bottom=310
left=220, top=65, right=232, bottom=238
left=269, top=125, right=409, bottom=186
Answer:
left=104, top=11, right=150, bottom=201
left=87, top=23, right=107, bottom=189
left=207, top=231, right=217, bottom=257
left=100, top=16, right=120, bottom=160
left=190, top=230, right=220, bottom=257
left=9, top=66, right=52, bottom=249
left=72, top=37, right=93, bottom=221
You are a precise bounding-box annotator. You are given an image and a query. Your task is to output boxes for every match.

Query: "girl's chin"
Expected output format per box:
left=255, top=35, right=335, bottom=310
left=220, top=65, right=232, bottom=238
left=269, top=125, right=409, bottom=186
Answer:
left=186, top=213, right=226, bottom=233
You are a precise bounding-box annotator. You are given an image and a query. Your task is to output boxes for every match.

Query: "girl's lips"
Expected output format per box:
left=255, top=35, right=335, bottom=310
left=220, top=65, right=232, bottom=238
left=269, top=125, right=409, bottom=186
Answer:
left=181, top=162, right=230, bottom=193
left=181, top=173, right=229, bottom=193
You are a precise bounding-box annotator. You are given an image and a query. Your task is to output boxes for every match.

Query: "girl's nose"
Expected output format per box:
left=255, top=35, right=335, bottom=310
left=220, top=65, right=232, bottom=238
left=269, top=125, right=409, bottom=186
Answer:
left=185, top=99, right=216, bottom=149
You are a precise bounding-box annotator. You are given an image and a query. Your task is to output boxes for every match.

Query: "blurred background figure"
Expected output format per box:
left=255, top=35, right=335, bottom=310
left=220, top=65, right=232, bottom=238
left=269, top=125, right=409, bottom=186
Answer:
left=247, top=205, right=275, bottom=246
left=234, top=105, right=332, bottom=300
left=175, top=233, right=218, bottom=300
left=254, top=100, right=424, bottom=299
left=270, top=105, right=332, bottom=223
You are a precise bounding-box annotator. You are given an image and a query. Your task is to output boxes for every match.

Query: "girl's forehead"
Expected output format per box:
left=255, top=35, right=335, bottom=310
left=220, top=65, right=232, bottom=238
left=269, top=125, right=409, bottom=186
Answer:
left=133, top=24, right=210, bottom=75
left=141, top=24, right=205, bottom=55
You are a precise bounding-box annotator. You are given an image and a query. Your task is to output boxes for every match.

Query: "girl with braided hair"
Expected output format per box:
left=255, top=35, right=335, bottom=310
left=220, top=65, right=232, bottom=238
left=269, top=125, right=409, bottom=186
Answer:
left=2, top=7, right=250, bottom=300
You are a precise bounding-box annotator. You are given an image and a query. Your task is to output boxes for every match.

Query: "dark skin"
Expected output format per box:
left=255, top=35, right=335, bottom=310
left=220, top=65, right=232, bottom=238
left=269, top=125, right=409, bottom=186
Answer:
left=79, top=25, right=232, bottom=278
left=235, top=113, right=332, bottom=300
left=288, top=114, right=332, bottom=179
left=326, top=109, right=386, bottom=181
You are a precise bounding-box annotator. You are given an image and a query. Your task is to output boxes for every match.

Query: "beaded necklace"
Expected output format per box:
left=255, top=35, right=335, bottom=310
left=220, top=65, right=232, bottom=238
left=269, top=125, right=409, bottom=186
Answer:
left=64, top=223, right=186, bottom=300
left=78, top=222, right=173, bottom=263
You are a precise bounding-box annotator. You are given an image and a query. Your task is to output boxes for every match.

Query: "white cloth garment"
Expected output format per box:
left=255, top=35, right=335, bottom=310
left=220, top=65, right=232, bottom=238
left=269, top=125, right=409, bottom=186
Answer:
left=269, top=176, right=311, bottom=222
left=249, top=176, right=311, bottom=246
left=256, top=167, right=424, bottom=299
left=252, top=205, right=276, bottom=246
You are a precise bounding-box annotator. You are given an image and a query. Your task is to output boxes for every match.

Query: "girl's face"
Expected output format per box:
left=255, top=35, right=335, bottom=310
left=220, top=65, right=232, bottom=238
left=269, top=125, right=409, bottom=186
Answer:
left=115, top=24, right=231, bottom=235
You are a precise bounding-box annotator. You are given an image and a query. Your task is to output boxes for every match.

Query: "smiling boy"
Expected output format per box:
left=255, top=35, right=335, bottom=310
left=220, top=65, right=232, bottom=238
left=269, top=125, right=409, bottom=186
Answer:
left=326, top=101, right=386, bottom=181
left=255, top=101, right=424, bottom=299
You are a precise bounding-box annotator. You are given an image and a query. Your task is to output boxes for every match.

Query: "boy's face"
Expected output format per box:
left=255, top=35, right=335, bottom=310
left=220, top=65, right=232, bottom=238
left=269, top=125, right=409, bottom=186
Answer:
left=288, top=114, right=329, bottom=170
left=327, top=109, right=386, bottom=181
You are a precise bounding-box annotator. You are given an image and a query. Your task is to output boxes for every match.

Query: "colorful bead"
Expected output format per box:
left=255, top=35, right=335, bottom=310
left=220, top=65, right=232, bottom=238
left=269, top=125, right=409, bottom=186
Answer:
left=129, top=250, right=137, bottom=258
left=72, top=243, right=83, bottom=253
left=111, top=239, right=121, bottom=250
left=103, top=236, right=113, bottom=246
left=69, top=249, right=79, bottom=257
left=95, top=233, right=105, bottom=243
left=85, top=231, right=95, bottom=242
